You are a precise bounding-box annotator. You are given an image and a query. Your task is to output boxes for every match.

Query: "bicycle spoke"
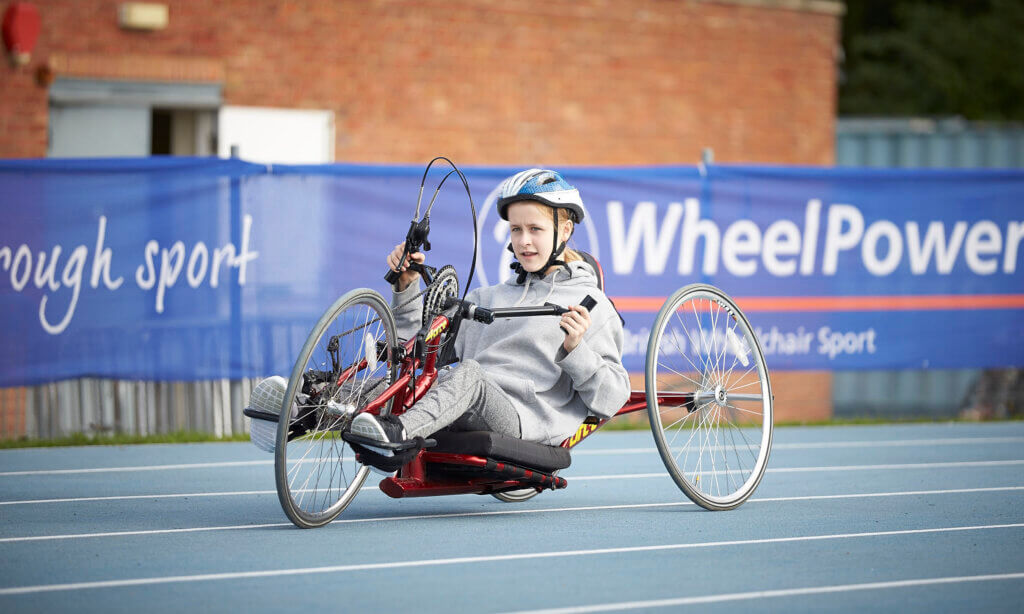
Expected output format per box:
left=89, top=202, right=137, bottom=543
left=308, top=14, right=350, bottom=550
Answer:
left=690, top=299, right=715, bottom=387
left=666, top=314, right=707, bottom=377
left=725, top=403, right=763, bottom=417
left=724, top=377, right=762, bottom=393
left=657, top=362, right=706, bottom=390
left=709, top=300, right=726, bottom=390
left=720, top=411, right=760, bottom=463
left=708, top=407, right=722, bottom=496
left=675, top=309, right=712, bottom=387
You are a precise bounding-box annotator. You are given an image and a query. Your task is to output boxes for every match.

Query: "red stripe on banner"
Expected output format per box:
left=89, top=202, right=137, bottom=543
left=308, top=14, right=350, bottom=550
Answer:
left=611, top=294, right=1024, bottom=313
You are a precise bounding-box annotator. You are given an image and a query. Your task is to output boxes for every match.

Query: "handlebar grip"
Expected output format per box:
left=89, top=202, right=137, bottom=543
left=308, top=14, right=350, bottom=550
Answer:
left=384, top=268, right=401, bottom=285
left=580, top=295, right=598, bottom=312
left=472, top=306, right=494, bottom=324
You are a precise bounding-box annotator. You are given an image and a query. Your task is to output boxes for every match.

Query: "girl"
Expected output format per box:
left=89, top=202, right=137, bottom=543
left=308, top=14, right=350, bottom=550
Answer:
left=349, top=169, right=630, bottom=460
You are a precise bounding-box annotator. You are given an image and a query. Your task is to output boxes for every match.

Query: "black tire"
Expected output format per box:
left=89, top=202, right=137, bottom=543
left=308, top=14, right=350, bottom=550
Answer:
left=275, top=289, right=398, bottom=528
left=645, top=284, right=773, bottom=511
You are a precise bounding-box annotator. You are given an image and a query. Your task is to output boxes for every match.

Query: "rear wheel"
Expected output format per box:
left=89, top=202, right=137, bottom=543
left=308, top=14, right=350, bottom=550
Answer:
left=275, top=289, right=398, bottom=528
left=492, top=487, right=541, bottom=503
left=645, top=284, right=772, bottom=510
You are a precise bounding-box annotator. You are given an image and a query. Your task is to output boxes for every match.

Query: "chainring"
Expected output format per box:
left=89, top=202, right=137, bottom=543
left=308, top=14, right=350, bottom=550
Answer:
left=422, top=265, right=460, bottom=326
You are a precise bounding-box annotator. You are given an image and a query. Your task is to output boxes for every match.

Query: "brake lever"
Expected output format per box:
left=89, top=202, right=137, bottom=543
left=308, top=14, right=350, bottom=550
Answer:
left=406, top=262, right=436, bottom=286
left=385, top=218, right=432, bottom=285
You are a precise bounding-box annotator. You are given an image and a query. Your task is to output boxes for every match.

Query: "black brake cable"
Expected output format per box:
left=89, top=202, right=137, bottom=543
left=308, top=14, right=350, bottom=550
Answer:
left=408, top=156, right=478, bottom=300
left=366, top=156, right=480, bottom=374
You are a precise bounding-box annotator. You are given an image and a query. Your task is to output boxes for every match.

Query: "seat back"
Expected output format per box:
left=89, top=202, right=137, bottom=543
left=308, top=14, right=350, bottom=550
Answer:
left=574, top=249, right=623, bottom=324
left=575, top=250, right=604, bottom=291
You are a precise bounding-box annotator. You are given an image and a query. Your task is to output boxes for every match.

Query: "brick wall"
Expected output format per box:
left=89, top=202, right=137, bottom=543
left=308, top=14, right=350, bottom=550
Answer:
left=0, top=0, right=840, bottom=164
left=0, top=0, right=841, bottom=429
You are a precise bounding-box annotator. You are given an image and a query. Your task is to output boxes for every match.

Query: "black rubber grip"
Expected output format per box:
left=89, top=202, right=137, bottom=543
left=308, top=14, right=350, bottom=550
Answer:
left=472, top=306, right=494, bottom=324
left=385, top=268, right=401, bottom=284
left=580, top=295, right=597, bottom=311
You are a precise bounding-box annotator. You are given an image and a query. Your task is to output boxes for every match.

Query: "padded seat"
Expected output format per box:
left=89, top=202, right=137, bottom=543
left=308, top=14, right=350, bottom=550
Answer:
left=430, top=430, right=571, bottom=473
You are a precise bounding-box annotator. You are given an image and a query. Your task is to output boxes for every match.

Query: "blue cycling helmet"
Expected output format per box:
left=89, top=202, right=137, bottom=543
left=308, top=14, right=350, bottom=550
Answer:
left=497, top=168, right=584, bottom=283
left=496, top=169, right=585, bottom=223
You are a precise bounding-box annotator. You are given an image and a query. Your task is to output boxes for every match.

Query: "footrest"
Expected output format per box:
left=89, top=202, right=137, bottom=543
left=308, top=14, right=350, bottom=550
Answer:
left=243, top=407, right=314, bottom=443
left=243, top=408, right=277, bottom=422
left=341, top=432, right=437, bottom=452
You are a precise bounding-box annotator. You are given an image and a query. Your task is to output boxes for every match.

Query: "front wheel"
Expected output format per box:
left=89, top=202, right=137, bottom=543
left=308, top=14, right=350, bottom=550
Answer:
left=275, top=288, right=398, bottom=528
left=645, top=284, right=773, bottom=511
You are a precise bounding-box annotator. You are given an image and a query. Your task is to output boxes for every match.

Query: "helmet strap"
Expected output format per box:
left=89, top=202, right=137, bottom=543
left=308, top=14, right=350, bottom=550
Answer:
left=540, top=206, right=570, bottom=275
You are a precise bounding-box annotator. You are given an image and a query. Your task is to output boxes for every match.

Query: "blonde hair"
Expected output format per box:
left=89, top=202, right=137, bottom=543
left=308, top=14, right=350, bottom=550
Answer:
left=521, top=201, right=582, bottom=263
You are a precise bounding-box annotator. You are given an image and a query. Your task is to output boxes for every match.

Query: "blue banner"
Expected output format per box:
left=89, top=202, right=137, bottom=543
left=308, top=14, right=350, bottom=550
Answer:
left=1, top=158, right=1022, bottom=385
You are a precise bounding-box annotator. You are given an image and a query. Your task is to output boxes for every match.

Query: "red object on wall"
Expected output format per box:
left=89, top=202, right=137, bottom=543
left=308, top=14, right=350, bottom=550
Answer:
left=2, top=3, right=42, bottom=66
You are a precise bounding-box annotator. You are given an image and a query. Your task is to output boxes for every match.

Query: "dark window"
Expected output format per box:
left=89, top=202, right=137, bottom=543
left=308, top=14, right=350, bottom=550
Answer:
left=151, top=109, right=172, bottom=155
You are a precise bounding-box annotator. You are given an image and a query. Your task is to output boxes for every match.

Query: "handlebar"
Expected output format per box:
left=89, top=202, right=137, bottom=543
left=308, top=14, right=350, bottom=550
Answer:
left=446, top=295, right=597, bottom=325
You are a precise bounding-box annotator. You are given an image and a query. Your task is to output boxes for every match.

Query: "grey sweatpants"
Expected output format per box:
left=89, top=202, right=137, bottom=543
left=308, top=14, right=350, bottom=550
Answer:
left=396, top=359, right=522, bottom=439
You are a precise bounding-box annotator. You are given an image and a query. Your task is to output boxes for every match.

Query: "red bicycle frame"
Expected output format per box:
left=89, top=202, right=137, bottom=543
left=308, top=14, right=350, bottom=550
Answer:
left=344, top=311, right=694, bottom=498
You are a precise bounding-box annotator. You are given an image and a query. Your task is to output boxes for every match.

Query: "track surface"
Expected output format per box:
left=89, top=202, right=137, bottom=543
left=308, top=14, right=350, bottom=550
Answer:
left=1, top=422, right=1023, bottom=613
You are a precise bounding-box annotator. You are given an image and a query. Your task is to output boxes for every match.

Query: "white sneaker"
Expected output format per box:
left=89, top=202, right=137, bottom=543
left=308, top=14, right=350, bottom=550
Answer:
left=349, top=412, right=407, bottom=457
left=349, top=412, right=408, bottom=476
left=247, top=376, right=288, bottom=454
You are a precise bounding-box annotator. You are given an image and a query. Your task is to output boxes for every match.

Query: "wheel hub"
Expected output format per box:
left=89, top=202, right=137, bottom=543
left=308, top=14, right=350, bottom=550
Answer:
left=714, top=385, right=728, bottom=406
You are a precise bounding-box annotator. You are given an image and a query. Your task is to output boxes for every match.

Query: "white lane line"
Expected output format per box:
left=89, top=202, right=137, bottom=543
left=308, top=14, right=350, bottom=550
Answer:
left=0, top=457, right=358, bottom=477
left=0, top=522, right=296, bottom=543
left=500, top=572, right=1024, bottom=614
left=3, top=456, right=1023, bottom=479
left=0, top=483, right=383, bottom=506
left=6, top=458, right=1024, bottom=505
left=0, top=490, right=278, bottom=506
left=2, top=486, right=1021, bottom=543
left=0, top=523, right=1021, bottom=596
left=575, top=436, right=1024, bottom=455
left=3, top=460, right=1024, bottom=506
left=572, top=459, right=1024, bottom=481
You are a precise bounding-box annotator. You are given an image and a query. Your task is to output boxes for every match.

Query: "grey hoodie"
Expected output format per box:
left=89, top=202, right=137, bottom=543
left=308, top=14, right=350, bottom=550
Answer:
left=392, top=261, right=631, bottom=445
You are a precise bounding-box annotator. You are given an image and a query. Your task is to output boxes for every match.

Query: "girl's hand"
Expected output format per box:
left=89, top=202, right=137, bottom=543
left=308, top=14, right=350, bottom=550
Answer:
left=387, top=243, right=426, bottom=291
left=560, top=304, right=592, bottom=353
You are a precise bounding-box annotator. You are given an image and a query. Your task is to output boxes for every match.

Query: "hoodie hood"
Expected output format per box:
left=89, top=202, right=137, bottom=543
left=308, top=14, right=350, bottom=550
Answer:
left=504, top=260, right=599, bottom=307
left=503, top=260, right=598, bottom=288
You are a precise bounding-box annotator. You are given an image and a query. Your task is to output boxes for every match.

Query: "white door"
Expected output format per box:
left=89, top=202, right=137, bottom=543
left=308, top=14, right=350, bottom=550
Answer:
left=218, top=106, right=335, bottom=164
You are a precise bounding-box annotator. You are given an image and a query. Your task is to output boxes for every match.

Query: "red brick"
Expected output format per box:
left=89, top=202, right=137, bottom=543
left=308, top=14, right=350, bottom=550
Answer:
left=0, top=0, right=839, bottom=163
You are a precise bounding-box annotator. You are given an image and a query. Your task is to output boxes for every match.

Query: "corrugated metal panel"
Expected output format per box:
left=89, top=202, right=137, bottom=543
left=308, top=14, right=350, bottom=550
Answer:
left=833, top=118, right=1022, bottom=418
left=832, top=369, right=980, bottom=419
left=1, top=378, right=259, bottom=440
left=836, top=118, right=1024, bottom=168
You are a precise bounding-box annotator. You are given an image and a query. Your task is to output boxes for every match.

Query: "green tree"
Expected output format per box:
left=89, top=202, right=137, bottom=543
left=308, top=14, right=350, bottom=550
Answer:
left=840, top=0, right=1024, bottom=120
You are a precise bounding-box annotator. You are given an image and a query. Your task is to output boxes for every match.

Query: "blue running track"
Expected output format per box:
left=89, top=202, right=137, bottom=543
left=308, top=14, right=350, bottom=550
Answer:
left=1, top=422, right=1023, bottom=613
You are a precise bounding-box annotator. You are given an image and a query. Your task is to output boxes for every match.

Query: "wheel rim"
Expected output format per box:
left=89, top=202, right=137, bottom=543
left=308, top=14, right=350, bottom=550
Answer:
left=275, top=289, right=397, bottom=527
left=646, top=285, right=772, bottom=509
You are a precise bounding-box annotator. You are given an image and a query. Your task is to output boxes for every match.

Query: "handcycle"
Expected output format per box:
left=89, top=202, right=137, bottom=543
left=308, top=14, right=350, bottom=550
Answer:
left=247, top=158, right=773, bottom=529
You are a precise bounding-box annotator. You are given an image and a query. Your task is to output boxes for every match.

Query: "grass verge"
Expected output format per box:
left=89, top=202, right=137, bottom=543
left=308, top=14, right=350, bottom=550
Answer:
left=0, top=431, right=251, bottom=449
